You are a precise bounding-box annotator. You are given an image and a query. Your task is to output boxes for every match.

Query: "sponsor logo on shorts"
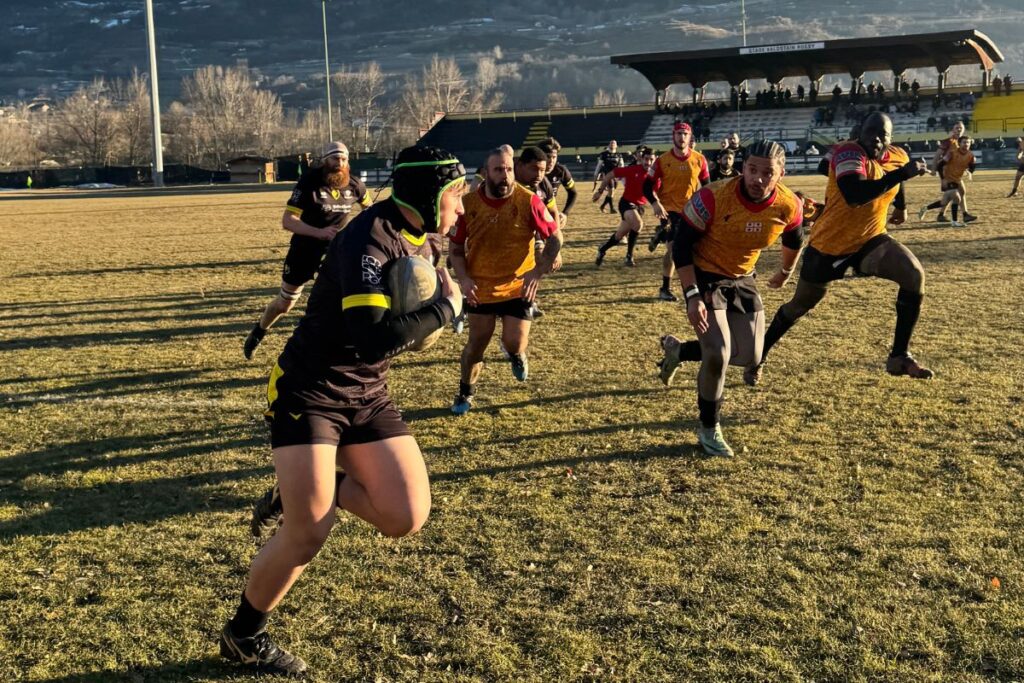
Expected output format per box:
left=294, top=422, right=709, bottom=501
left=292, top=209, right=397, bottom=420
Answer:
left=361, top=255, right=382, bottom=285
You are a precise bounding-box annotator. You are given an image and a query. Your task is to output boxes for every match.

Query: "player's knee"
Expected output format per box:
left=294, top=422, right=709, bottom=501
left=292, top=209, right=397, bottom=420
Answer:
left=700, top=342, right=728, bottom=375
left=377, top=500, right=430, bottom=538
left=278, top=286, right=302, bottom=311
left=901, top=259, right=926, bottom=294
left=283, top=519, right=333, bottom=563
left=785, top=282, right=827, bottom=318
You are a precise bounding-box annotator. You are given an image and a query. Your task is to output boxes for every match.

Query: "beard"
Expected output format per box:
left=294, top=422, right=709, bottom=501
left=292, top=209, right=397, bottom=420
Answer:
left=486, top=177, right=513, bottom=198
left=324, top=166, right=350, bottom=189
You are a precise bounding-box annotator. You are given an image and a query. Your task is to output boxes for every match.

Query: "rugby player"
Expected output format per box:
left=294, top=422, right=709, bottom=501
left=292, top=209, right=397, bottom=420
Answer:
left=222, top=145, right=467, bottom=676
left=657, top=140, right=804, bottom=457
left=1006, top=137, right=1024, bottom=197
left=918, top=121, right=966, bottom=223
left=753, top=112, right=933, bottom=382
left=645, top=122, right=711, bottom=301
left=594, top=140, right=624, bottom=213
left=932, top=136, right=977, bottom=227
left=515, top=146, right=561, bottom=319
left=538, top=137, right=578, bottom=226
left=471, top=144, right=514, bottom=193
left=711, top=148, right=740, bottom=182
left=243, top=141, right=370, bottom=359
left=593, top=146, right=657, bottom=267
left=449, top=146, right=563, bottom=414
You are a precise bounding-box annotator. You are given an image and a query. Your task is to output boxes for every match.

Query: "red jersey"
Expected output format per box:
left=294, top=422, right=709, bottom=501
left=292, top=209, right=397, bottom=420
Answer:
left=612, top=163, right=652, bottom=205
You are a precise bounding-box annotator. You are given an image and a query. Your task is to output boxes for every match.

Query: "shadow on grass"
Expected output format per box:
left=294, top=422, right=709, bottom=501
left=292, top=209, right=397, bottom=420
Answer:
left=0, top=422, right=265, bottom=481
left=0, top=286, right=274, bottom=313
left=29, top=657, right=244, bottom=683
left=12, top=257, right=278, bottom=279
left=1, top=372, right=263, bottom=409
left=402, top=386, right=665, bottom=422
left=0, top=458, right=266, bottom=540
left=0, top=319, right=255, bottom=350
left=432, top=439, right=721, bottom=484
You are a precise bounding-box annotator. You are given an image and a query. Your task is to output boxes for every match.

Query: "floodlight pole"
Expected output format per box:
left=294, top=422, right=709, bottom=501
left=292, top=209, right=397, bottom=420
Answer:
left=322, top=0, right=334, bottom=140
left=144, top=0, right=164, bottom=187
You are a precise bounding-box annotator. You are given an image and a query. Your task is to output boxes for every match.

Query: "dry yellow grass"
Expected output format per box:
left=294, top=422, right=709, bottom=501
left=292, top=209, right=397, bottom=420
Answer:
left=0, top=172, right=1021, bottom=682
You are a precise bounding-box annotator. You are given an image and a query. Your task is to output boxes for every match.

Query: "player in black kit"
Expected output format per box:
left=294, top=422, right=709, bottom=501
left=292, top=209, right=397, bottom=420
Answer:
left=594, top=140, right=624, bottom=213
left=244, top=141, right=370, bottom=359
left=219, top=145, right=467, bottom=677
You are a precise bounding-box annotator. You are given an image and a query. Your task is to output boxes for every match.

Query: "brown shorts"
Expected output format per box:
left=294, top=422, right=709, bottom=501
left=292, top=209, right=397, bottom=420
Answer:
left=695, top=268, right=763, bottom=314
left=265, top=364, right=410, bottom=449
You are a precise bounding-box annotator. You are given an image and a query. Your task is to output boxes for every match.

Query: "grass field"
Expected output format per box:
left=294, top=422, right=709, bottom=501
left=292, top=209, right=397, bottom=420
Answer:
left=1, top=171, right=1022, bottom=682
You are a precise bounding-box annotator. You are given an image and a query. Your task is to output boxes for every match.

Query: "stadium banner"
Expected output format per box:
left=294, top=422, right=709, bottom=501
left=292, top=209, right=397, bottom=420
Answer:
left=739, top=42, right=825, bottom=55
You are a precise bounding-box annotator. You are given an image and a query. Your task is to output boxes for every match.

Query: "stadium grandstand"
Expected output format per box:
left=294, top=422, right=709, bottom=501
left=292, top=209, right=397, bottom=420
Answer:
left=416, top=30, right=1023, bottom=175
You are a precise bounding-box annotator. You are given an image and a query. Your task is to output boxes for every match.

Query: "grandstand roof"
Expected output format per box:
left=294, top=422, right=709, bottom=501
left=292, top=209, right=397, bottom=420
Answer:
left=611, top=30, right=1004, bottom=90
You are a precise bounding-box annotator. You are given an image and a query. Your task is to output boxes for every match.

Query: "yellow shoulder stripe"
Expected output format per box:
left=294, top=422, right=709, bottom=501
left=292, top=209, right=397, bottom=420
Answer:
left=342, top=293, right=392, bottom=310
left=285, top=206, right=303, bottom=215
left=401, top=229, right=427, bottom=246
left=360, top=195, right=371, bottom=207
left=564, top=179, right=575, bottom=189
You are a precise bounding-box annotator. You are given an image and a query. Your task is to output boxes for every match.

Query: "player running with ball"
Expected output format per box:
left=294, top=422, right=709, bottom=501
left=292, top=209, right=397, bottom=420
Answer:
left=222, top=146, right=466, bottom=677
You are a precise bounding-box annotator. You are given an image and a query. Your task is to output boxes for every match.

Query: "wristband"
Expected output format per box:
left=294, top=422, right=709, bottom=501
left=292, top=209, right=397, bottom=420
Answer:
left=683, top=285, right=700, bottom=301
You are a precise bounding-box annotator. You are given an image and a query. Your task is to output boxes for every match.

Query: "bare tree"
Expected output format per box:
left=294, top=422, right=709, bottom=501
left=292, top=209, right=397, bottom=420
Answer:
left=547, top=91, right=570, bottom=109
left=334, top=62, right=388, bottom=152
left=55, top=79, right=118, bottom=166
left=176, top=65, right=284, bottom=166
left=613, top=88, right=628, bottom=106
left=109, top=69, right=152, bottom=165
left=593, top=89, right=612, bottom=106
left=0, top=108, right=39, bottom=168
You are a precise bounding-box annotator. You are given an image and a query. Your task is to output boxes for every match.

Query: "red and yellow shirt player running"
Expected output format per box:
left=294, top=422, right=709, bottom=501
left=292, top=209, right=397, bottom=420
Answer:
left=651, top=147, right=710, bottom=213
left=450, top=184, right=559, bottom=304
left=809, top=142, right=909, bottom=256
left=682, top=177, right=803, bottom=278
left=942, top=146, right=976, bottom=184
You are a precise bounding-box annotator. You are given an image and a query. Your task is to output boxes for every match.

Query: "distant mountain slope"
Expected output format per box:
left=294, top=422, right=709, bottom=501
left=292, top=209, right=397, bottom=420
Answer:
left=3, top=0, right=1021, bottom=108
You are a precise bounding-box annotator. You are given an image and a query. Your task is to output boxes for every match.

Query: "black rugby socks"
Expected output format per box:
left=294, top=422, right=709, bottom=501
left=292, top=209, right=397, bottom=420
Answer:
left=697, top=397, right=722, bottom=428
left=230, top=592, right=270, bottom=638
left=892, top=289, right=923, bottom=358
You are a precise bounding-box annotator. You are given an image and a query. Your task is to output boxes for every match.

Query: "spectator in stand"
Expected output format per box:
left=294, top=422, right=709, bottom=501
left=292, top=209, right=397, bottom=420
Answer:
left=805, top=142, right=820, bottom=156
left=994, top=75, right=1003, bottom=96
left=1004, top=74, right=1013, bottom=95
left=810, top=83, right=818, bottom=104
left=911, top=79, right=921, bottom=97
left=832, top=83, right=843, bottom=103
left=877, top=83, right=886, bottom=101
left=797, top=83, right=805, bottom=103
left=785, top=88, right=793, bottom=105
left=740, top=88, right=748, bottom=109
left=900, top=79, right=910, bottom=99
left=867, top=81, right=876, bottom=100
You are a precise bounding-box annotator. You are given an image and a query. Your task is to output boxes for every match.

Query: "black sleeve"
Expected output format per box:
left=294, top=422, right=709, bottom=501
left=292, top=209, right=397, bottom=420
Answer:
left=781, top=224, right=806, bottom=250
left=817, top=158, right=830, bottom=176
left=643, top=177, right=658, bottom=204
left=562, top=182, right=577, bottom=215
left=335, top=227, right=454, bottom=363
left=836, top=164, right=917, bottom=207
left=892, top=182, right=907, bottom=211
left=344, top=300, right=454, bottom=364
left=967, top=161, right=977, bottom=173
left=671, top=220, right=702, bottom=268
left=286, top=174, right=315, bottom=213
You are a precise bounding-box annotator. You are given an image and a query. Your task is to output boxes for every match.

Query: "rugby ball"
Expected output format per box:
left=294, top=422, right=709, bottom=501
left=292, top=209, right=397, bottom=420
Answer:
left=387, top=255, right=444, bottom=351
